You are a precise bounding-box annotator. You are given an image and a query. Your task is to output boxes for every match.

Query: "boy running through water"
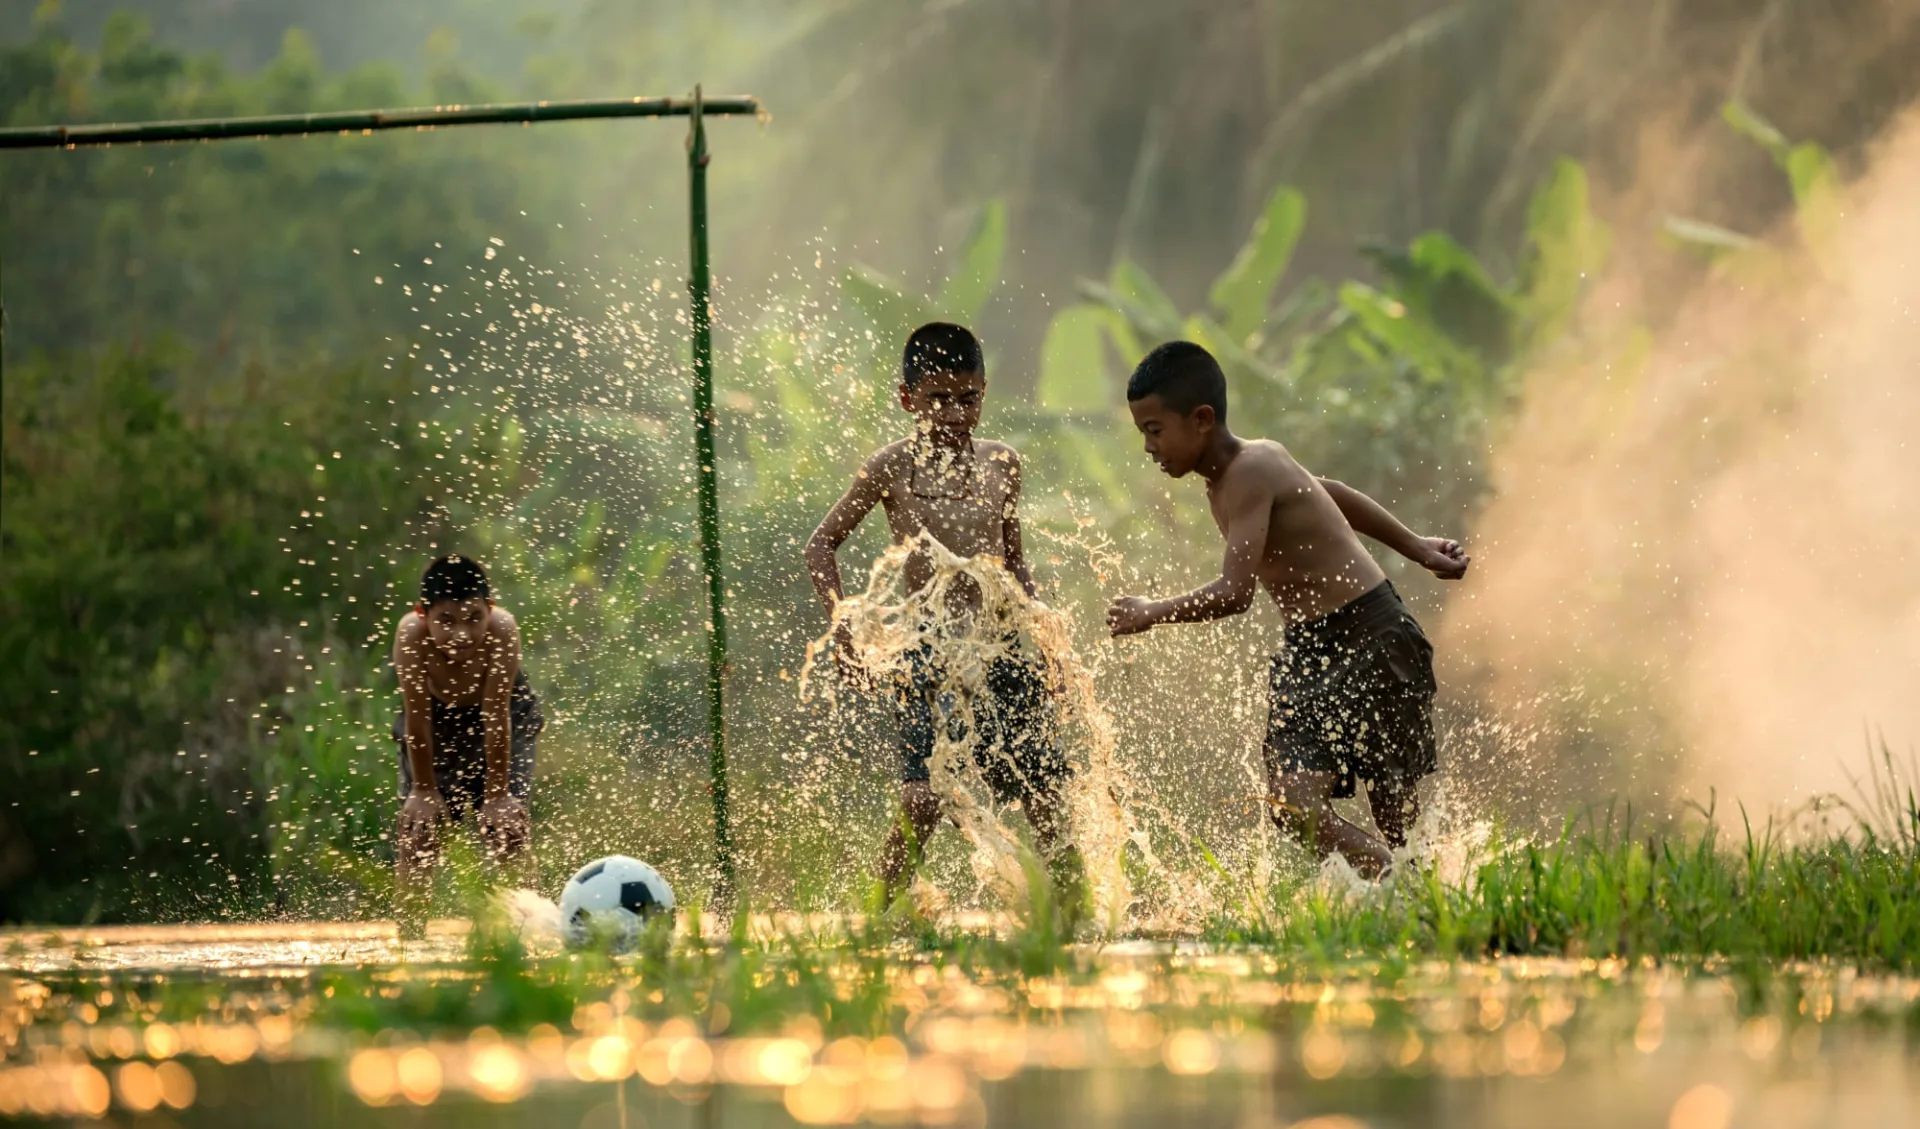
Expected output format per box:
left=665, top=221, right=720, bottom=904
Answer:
left=1107, top=343, right=1468, bottom=875
left=805, top=323, right=1073, bottom=905
left=392, top=555, right=544, bottom=929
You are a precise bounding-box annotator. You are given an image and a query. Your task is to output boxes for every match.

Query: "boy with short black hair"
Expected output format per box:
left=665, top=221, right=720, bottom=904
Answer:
left=804, top=322, right=1071, bottom=904
left=392, top=555, right=544, bottom=926
left=1107, top=342, right=1469, bottom=875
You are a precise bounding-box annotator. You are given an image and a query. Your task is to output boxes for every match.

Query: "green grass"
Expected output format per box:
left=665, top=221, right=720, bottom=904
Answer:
left=8, top=788, right=1917, bottom=1055
left=1207, top=798, right=1920, bottom=969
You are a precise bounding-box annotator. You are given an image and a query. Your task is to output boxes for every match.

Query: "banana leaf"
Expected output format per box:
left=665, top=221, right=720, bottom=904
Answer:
left=937, top=199, right=1007, bottom=323
left=1208, top=185, right=1306, bottom=343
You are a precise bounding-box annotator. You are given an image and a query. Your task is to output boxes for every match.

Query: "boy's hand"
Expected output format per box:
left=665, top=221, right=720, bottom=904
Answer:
left=1106, top=595, right=1156, bottom=637
left=478, top=795, right=530, bottom=860
left=399, top=786, right=447, bottom=844
left=1416, top=537, right=1470, bottom=580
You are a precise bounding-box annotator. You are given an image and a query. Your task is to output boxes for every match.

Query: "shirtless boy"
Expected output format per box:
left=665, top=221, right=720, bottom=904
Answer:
left=392, top=555, right=544, bottom=926
left=1106, top=342, right=1469, bottom=875
left=805, top=322, right=1072, bottom=904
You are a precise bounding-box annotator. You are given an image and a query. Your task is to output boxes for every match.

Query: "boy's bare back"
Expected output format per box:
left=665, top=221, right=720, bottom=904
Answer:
left=1208, top=439, right=1387, bottom=624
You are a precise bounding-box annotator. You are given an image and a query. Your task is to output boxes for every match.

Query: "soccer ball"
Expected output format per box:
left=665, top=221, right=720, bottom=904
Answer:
left=559, top=855, right=675, bottom=951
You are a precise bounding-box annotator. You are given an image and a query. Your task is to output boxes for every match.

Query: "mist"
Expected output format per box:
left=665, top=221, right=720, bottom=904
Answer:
left=1442, top=105, right=1920, bottom=823
left=15, top=1, right=1919, bottom=379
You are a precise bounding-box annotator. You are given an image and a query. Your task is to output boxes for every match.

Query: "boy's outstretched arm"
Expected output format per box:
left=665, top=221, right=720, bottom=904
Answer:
left=393, top=618, right=446, bottom=833
left=804, top=452, right=890, bottom=613
left=1318, top=478, right=1470, bottom=580
left=476, top=611, right=526, bottom=854
left=393, top=615, right=446, bottom=914
left=1107, top=473, right=1269, bottom=636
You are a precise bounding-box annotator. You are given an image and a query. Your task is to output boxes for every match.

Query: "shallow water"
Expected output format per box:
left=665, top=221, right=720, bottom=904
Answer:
left=4, top=922, right=1917, bottom=1127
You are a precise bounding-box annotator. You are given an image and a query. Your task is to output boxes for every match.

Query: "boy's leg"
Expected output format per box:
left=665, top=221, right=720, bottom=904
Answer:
left=1269, top=769, right=1393, bottom=876
left=1265, top=658, right=1392, bottom=875
left=393, top=719, right=439, bottom=936
left=880, top=645, right=945, bottom=904
left=1023, top=785, right=1064, bottom=856
left=1359, top=593, right=1437, bottom=856
left=1367, top=776, right=1419, bottom=850
left=1022, top=782, right=1089, bottom=933
left=986, top=652, right=1086, bottom=917
left=879, top=781, right=944, bottom=902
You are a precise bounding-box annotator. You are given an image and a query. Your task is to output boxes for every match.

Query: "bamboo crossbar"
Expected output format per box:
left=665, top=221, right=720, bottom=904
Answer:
left=0, top=95, right=762, bottom=149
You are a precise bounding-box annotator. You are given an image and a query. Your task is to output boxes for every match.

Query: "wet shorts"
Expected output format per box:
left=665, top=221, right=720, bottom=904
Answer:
left=894, top=641, right=1069, bottom=805
left=1265, top=580, right=1438, bottom=799
left=393, top=671, right=544, bottom=821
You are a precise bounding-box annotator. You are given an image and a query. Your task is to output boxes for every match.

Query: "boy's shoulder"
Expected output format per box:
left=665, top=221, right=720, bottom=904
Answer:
left=866, top=436, right=917, bottom=465
left=1223, top=438, right=1311, bottom=493
left=973, top=438, right=1022, bottom=465
left=857, top=438, right=918, bottom=487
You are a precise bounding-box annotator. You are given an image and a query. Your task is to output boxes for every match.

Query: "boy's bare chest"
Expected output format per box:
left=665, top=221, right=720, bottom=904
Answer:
left=423, top=652, right=489, bottom=704
left=880, top=456, right=1014, bottom=551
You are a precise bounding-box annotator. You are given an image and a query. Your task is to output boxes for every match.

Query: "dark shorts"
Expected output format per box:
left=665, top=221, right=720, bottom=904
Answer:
left=1265, top=580, right=1438, bottom=799
left=393, top=671, right=543, bottom=821
left=894, top=641, right=1069, bottom=805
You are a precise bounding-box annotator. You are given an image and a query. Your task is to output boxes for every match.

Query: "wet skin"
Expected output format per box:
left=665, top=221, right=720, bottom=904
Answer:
left=805, top=368, right=1061, bottom=900
left=392, top=599, right=530, bottom=922
left=1108, top=394, right=1469, bottom=875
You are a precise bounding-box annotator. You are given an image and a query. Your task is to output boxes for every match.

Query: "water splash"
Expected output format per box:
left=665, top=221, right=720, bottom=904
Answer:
left=800, top=531, right=1152, bottom=932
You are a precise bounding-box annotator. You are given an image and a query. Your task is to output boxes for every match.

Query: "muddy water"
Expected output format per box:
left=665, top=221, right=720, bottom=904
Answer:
left=5, top=923, right=1918, bottom=1127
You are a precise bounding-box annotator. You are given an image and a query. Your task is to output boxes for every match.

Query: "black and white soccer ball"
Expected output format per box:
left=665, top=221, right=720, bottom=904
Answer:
left=559, top=855, right=675, bottom=951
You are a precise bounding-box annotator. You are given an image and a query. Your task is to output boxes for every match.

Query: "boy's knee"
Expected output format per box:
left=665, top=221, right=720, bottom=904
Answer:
left=899, top=782, right=942, bottom=828
left=1022, top=786, right=1065, bottom=834
left=1268, top=771, right=1335, bottom=837
left=1269, top=802, right=1319, bottom=842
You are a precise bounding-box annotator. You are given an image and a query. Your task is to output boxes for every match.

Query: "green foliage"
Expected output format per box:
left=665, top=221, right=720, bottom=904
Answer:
left=0, top=344, right=421, bottom=921
left=1207, top=185, right=1307, bottom=344
left=1518, top=159, right=1611, bottom=350
left=1665, top=103, right=1845, bottom=268
left=1208, top=804, right=1920, bottom=969
left=839, top=266, right=936, bottom=349
left=839, top=198, right=1008, bottom=352
left=258, top=661, right=401, bottom=917
left=1721, top=99, right=1844, bottom=258
left=1721, top=100, right=1841, bottom=207
left=934, top=200, right=1007, bottom=324
left=1026, top=168, right=1601, bottom=546
left=0, top=17, right=576, bottom=364
left=1035, top=305, right=1116, bottom=414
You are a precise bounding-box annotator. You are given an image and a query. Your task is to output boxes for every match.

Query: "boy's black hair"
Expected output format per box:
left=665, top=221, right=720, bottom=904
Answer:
left=901, top=322, right=984, bottom=389
left=420, top=555, right=491, bottom=606
left=1126, top=340, right=1228, bottom=422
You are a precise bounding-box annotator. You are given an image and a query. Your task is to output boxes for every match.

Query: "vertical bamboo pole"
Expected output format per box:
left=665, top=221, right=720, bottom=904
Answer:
left=687, top=86, right=736, bottom=909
